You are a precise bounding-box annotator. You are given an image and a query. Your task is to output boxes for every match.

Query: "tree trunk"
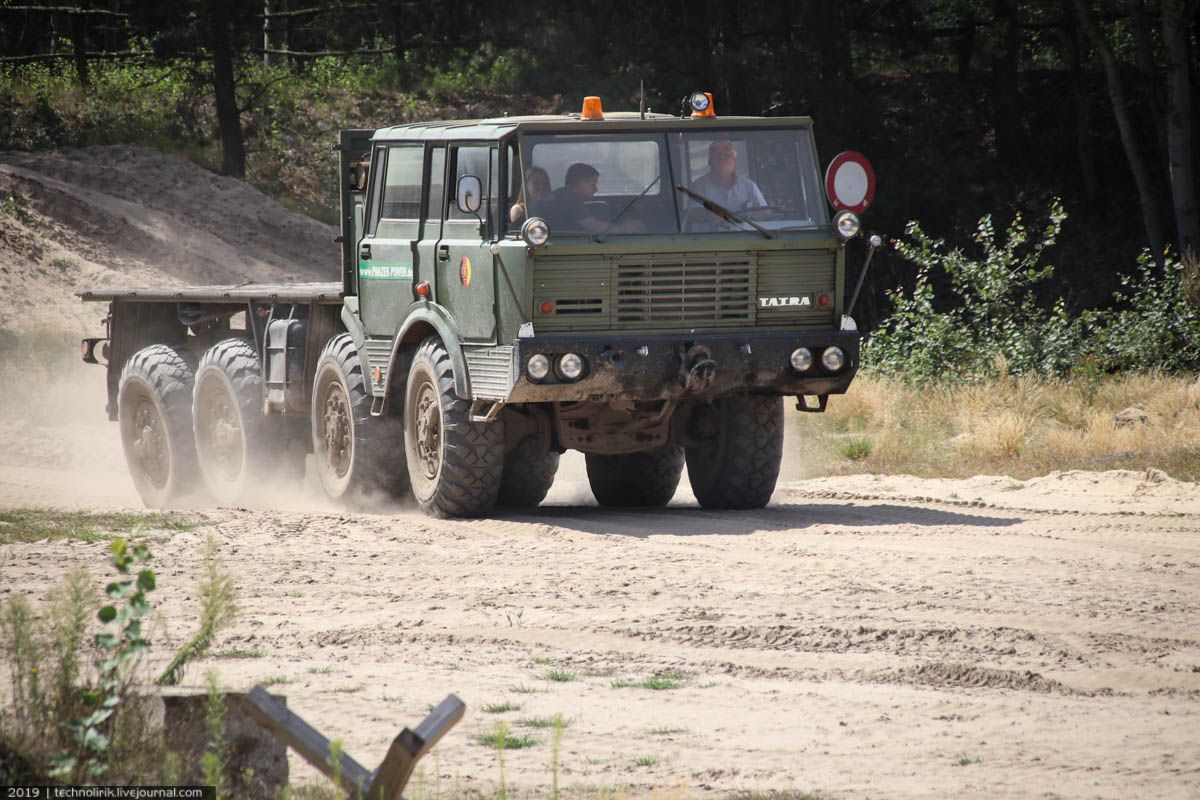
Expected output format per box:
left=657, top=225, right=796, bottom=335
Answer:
left=1127, top=0, right=1171, bottom=171
left=991, top=0, right=1027, bottom=164
left=1063, top=16, right=1099, bottom=205
left=1162, top=0, right=1199, bottom=258
left=69, top=12, right=89, bottom=87
left=957, top=10, right=977, bottom=75
left=208, top=0, right=246, bottom=179
left=1075, top=0, right=1168, bottom=266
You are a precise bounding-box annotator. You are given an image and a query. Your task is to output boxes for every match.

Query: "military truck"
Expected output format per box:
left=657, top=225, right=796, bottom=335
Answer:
left=80, top=92, right=874, bottom=517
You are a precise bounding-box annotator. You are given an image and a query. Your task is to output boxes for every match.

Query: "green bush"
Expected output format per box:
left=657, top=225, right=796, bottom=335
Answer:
left=865, top=200, right=1200, bottom=380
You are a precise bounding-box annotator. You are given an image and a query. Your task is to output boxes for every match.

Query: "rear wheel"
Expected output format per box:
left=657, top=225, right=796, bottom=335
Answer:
left=193, top=338, right=295, bottom=505
left=404, top=337, right=504, bottom=518
left=686, top=394, right=783, bottom=509
left=498, top=438, right=560, bottom=508
left=311, top=334, right=409, bottom=505
left=585, top=447, right=684, bottom=507
left=118, top=344, right=201, bottom=508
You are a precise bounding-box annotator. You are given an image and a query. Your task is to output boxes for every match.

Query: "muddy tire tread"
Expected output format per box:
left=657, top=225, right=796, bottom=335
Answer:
left=498, top=438, right=560, bottom=508
left=585, top=447, right=684, bottom=507
left=687, top=394, right=783, bottom=509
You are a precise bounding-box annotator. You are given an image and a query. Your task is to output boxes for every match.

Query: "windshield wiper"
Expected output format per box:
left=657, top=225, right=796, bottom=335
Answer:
left=595, top=175, right=660, bottom=242
left=674, top=185, right=774, bottom=239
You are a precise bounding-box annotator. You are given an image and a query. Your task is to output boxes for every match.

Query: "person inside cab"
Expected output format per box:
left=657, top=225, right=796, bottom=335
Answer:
left=686, top=138, right=767, bottom=230
left=544, top=163, right=645, bottom=235
left=508, top=166, right=551, bottom=224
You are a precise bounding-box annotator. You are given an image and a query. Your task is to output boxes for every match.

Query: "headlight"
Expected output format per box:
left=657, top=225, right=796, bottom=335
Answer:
left=834, top=210, right=860, bottom=240
left=790, top=347, right=813, bottom=372
left=526, top=354, right=550, bottom=381
left=521, top=216, right=550, bottom=247
left=688, top=92, right=711, bottom=113
left=558, top=353, right=585, bottom=381
left=821, top=346, right=845, bottom=372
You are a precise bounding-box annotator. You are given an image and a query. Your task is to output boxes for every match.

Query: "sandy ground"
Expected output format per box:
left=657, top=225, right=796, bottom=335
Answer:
left=1, top=148, right=1198, bottom=798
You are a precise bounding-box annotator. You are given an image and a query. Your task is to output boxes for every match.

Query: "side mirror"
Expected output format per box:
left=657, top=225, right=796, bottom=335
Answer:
left=455, top=175, right=483, bottom=215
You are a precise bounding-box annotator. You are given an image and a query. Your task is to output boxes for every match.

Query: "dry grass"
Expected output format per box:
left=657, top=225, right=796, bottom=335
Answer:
left=794, top=371, right=1200, bottom=480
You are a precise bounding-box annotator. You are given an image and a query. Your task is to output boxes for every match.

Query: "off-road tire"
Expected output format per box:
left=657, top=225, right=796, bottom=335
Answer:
left=585, top=447, right=684, bottom=507
left=686, top=394, right=783, bottom=509
left=311, top=333, right=409, bottom=505
left=118, top=343, right=201, bottom=508
left=498, top=438, right=560, bottom=508
left=404, top=336, right=504, bottom=518
left=193, top=338, right=298, bottom=504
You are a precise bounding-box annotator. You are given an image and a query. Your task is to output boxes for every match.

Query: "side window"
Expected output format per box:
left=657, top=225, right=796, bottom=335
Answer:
left=380, top=145, right=423, bottom=221
left=506, top=141, right=522, bottom=233
left=424, top=147, right=446, bottom=231
left=447, top=145, right=491, bottom=230
left=365, top=146, right=387, bottom=237
left=488, top=147, right=499, bottom=239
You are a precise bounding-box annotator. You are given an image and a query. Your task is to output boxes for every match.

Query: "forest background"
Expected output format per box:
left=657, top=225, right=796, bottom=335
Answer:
left=0, top=0, right=1198, bottom=374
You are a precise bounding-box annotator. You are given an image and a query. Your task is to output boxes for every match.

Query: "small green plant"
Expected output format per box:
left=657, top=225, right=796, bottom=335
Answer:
left=51, top=257, right=76, bottom=271
left=260, top=675, right=291, bottom=687
left=327, top=739, right=347, bottom=800
left=648, top=725, right=688, bottom=735
left=473, top=726, right=538, bottom=750
left=840, top=438, right=873, bottom=461
left=953, top=753, right=982, bottom=766
left=611, top=670, right=689, bottom=690
left=308, top=665, right=335, bottom=674
left=541, top=669, right=575, bottom=682
left=0, top=509, right=195, bottom=544
left=52, top=539, right=155, bottom=782
left=531, top=656, right=555, bottom=666
left=481, top=701, right=521, bottom=714
left=2, top=195, right=18, bottom=215
left=200, top=670, right=227, bottom=798
left=518, top=714, right=569, bottom=729
left=332, top=685, right=363, bottom=694
left=631, top=755, right=659, bottom=767
left=157, top=534, right=237, bottom=686
left=508, top=683, right=546, bottom=694
left=212, top=649, right=264, bottom=659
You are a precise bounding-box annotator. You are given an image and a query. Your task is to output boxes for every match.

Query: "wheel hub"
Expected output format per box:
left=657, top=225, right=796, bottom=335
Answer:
left=414, top=381, right=440, bottom=480
left=132, top=399, right=168, bottom=488
left=322, top=385, right=352, bottom=477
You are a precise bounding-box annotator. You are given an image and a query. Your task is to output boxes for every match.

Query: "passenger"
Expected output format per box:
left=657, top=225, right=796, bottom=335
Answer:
left=508, top=166, right=551, bottom=224
left=687, top=138, right=767, bottom=230
left=544, top=163, right=645, bottom=234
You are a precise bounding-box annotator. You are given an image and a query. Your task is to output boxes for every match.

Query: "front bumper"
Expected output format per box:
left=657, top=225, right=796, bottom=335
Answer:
left=506, top=331, right=860, bottom=403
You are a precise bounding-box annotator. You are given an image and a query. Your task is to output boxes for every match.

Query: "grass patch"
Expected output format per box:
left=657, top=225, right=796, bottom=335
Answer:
left=518, top=715, right=568, bottom=729
left=259, top=675, right=291, bottom=687
left=793, top=372, right=1200, bottom=481
left=953, top=754, right=982, bottom=766
left=0, top=509, right=197, bottom=544
left=648, top=725, right=688, bottom=735
left=307, top=665, right=335, bottom=674
left=611, top=670, right=690, bottom=690
left=508, top=683, right=547, bottom=694
left=211, top=649, right=264, bottom=659
left=531, top=656, right=556, bottom=665
left=472, top=730, right=538, bottom=749
left=332, top=685, right=363, bottom=694
left=481, top=701, right=521, bottom=714
left=631, top=755, right=660, bottom=767
left=541, top=669, right=575, bottom=682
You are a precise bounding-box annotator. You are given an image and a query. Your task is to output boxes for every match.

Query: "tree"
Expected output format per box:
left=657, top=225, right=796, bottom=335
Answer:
left=1162, top=0, right=1198, bottom=259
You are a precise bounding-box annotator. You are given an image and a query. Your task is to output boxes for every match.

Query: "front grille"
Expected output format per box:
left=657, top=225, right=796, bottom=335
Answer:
left=531, top=249, right=837, bottom=333
left=614, top=258, right=754, bottom=328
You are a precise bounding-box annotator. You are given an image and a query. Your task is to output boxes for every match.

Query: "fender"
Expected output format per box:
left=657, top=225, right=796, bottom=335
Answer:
left=339, top=296, right=366, bottom=350
left=385, top=301, right=471, bottom=404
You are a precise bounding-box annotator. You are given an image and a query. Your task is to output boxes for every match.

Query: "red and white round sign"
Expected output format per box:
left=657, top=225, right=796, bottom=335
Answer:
left=824, top=151, right=876, bottom=214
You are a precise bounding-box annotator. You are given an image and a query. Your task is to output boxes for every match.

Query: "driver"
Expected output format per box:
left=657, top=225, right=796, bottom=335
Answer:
left=687, top=139, right=767, bottom=230
left=544, top=163, right=645, bottom=235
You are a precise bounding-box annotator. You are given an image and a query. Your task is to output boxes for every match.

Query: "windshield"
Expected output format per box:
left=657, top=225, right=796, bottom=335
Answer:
left=511, top=128, right=827, bottom=236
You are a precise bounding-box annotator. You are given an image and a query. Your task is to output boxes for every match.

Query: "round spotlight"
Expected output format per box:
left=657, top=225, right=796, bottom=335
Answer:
left=521, top=216, right=550, bottom=246
left=790, top=347, right=813, bottom=372
left=526, top=354, right=550, bottom=381
left=833, top=210, right=861, bottom=240
left=558, top=353, right=585, bottom=381
left=821, top=346, right=846, bottom=372
left=869, top=233, right=884, bottom=248
left=689, top=92, right=710, bottom=113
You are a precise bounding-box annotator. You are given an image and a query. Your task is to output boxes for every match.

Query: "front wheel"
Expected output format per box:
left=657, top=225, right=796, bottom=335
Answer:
left=685, top=394, right=783, bottom=509
left=404, top=337, right=504, bottom=518
left=498, top=438, right=560, bottom=508
left=585, top=447, right=684, bottom=507
left=311, top=334, right=409, bottom=505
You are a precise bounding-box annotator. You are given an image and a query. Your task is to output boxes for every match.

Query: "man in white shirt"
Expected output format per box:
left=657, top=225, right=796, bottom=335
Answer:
left=687, top=138, right=767, bottom=231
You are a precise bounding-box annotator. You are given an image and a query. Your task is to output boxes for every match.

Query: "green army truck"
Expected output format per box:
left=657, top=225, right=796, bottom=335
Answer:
left=80, top=93, right=874, bottom=517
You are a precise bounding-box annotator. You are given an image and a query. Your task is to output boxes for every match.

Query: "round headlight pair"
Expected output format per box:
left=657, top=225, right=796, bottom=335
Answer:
left=790, top=346, right=845, bottom=373
left=526, top=353, right=585, bottom=382
left=833, top=210, right=861, bottom=240
left=521, top=216, right=550, bottom=247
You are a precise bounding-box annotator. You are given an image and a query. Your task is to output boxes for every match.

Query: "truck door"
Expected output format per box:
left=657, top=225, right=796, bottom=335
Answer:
left=436, top=144, right=498, bottom=344
left=413, top=145, right=446, bottom=319
left=360, top=143, right=423, bottom=337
